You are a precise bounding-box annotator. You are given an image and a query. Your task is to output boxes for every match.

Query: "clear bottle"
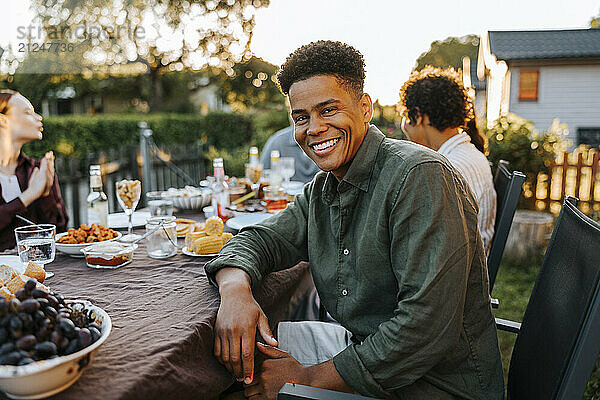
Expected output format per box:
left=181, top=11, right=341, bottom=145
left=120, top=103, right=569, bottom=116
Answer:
left=87, top=165, right=108, bottom=226
left=211, top=158, right=231, bottom=221
left=249, top=146, right=259, bottom=166
left=270, top=150, right=282, bottom=189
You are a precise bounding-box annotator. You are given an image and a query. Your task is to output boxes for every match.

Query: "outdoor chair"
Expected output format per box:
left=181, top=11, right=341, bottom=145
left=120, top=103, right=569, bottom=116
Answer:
left=487, top=160, right=525, bottom=292
left=496, top=196, right=600, bottom=399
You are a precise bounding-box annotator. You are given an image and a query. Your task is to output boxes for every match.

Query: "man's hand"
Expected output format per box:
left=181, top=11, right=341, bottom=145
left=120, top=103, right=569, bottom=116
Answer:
left=243, top=343, right=309, bottom=400
left=214, top=268, right=278, bottom=385
left=40, top=151, right=54, bottom=198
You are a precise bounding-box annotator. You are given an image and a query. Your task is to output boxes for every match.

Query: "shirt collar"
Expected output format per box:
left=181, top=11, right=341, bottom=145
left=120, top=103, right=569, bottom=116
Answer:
left=321, top=125, right=385, bottom=204
left=437, top=132, right=471, bottom=156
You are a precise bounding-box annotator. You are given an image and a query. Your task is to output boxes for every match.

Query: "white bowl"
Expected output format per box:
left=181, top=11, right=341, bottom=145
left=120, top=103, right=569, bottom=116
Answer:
left=55, top=232, right=122, bottom=258
left=171, top=192, right=212, bottom=211
left=0, top=301, right=112, bottom=399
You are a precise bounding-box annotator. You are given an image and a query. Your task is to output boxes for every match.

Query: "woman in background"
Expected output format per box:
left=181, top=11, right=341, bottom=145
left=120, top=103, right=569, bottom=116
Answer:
left=399, top=66, right=496, bottom=253
left=0, top=89, right=68, bottom=251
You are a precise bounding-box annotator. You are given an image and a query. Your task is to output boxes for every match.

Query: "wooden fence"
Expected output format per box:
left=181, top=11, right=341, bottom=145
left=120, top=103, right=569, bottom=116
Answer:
left=55, top=143, right=206, bottom=228
left=531, top=147, right=600, bottom=215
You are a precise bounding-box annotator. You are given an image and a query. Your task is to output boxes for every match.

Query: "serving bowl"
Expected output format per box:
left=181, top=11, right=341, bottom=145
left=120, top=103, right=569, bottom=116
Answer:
left=0, top=301, right=112, bottom=399
left=55, top=232, right=122, bottom=258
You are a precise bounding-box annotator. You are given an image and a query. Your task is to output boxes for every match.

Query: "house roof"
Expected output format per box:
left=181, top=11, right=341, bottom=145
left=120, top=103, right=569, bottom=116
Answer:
left=488, top=29, right=600, bottom=61
left=469, top=58, right=486, bottom=91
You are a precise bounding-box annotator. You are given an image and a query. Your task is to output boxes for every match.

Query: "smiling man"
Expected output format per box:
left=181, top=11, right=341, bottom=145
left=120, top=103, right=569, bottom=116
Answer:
left=205, top=41, right=504, bottom=400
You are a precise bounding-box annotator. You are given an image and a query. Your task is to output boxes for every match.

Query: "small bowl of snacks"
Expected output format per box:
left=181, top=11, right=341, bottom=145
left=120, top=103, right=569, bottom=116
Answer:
left=55, top=225, right=121, bottom=258
left=80, top=242, right=137, bottom=269
left=0, top=277, right=112, bottom=399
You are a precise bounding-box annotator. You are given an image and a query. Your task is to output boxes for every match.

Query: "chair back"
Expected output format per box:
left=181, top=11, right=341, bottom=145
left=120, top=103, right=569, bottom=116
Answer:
left=507, top=197, right=600, bottom=399
left=487, top=161, right=525, bottom=291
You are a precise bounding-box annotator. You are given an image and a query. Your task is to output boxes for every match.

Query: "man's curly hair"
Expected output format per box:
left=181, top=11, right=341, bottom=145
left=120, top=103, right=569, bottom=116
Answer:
left=276, top=40, right=365, bottom=97
left=398, top=66, right=474, bottom=131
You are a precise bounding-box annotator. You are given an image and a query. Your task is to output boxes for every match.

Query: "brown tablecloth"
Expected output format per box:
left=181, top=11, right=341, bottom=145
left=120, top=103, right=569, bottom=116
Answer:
left=2, top=216, right=311, bottom=400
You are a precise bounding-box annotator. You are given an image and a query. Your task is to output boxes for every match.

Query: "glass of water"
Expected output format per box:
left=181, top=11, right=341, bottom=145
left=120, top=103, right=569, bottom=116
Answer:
left=14, top=224, right=56, bottom=268
left=145, top=216, right=177, bottom=259
left=280, top=157, right=295, bottom=187
left=146, top=191, right=174, bottom=217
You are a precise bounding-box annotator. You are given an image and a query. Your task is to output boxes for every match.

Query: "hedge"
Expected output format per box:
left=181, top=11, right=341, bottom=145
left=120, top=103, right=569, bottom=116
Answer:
left=23, top=112, right=255, bottom=158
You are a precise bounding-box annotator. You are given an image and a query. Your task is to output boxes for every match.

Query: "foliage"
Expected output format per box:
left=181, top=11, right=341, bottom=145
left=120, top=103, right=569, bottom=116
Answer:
left=591, top=9, right=600, bottom=28
left=250, top=108, right=290, bottom=151
left=415, top=35, right=479, bottom=71
left=22, top=112, right=255, bottom=159
left=372, top=100, right=405, bottom=140
left=484, top=114, right=569, bottom=209
left=215, top=57, right=286, bottom=112
left=26, top=0, right=270, bottom=110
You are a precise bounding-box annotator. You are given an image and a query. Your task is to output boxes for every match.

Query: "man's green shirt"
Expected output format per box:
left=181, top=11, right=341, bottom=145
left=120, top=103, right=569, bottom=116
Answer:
left=205, top=125, right=504, bottom=399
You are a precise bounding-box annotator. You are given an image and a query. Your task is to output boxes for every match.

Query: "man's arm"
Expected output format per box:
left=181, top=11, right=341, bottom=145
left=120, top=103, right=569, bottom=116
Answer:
left=205, top=183, right=311, bottom=384
left=332, top=161, right=480, bottom=398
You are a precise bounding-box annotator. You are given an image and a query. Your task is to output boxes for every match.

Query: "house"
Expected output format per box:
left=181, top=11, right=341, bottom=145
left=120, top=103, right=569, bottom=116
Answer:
left=478, top=28, right=600, bottom=146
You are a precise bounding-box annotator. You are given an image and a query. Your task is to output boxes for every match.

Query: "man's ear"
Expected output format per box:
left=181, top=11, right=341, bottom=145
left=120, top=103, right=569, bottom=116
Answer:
left=360, top=93, right=373, bottom=123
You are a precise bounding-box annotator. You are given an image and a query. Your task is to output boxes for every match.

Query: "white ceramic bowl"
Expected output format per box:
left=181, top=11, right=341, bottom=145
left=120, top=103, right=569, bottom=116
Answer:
left=55, top=232, right=122, bottom=258
left=0, top=301, right=112, bottom=399
left=171, top=191, right=212, bottom=211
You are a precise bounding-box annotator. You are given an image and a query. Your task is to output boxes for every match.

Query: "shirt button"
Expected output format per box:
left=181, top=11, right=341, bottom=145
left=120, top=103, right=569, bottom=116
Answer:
left=343, top=248, right=349, bottom=255
left=342, top=289, right=348, bottom=296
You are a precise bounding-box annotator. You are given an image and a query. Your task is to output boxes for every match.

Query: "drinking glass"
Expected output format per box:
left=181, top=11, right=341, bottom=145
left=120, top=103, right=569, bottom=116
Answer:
left=115, top=180, right=142, bottom=242
left=146, top=191, right=173, bottom=217
left=245, top=162, right=263, bottom=199
left=14, top=224, right=56, bottom=278
left=145, top=216, right=177, bottom=259
left=280, top=157, right=295, bottom=187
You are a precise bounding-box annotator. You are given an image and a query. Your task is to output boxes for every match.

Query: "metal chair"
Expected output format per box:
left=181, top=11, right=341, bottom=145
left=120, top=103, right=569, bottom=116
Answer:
left=487, top=160, right=525, bottom=292
left=496, top=196, right=600, bottom=399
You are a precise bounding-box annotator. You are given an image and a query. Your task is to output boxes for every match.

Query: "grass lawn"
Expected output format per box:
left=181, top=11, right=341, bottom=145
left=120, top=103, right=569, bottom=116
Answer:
left=491, top=255, right=600, bottom=399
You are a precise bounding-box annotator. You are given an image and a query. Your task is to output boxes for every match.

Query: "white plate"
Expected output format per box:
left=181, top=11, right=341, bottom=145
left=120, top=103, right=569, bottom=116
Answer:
left=181, top=248, right=219, bottom=258
left=107, top=211, right=151, bottom=229
left=55, top=231, right=122, bottom=258
left=0, top=255, right=53, bottom=280
left=226, top=213, right=272, bottom=231
left=0, top=300, right=112, bottom=399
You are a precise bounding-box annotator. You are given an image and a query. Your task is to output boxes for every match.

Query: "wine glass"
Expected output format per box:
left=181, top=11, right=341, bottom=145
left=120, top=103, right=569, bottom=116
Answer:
left=14, top=224, right=56, bottom=278
left=115, top=179, right=142, bottom=242
left=280, top=157, right=295, bottom=188
left=245, top=162, right=263, bottom=200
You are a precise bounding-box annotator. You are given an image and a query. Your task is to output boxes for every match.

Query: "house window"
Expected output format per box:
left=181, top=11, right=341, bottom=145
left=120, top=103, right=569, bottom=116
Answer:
left=519, top=70, right=539, bottom=100
left=578, top=128, right=600, bottom=147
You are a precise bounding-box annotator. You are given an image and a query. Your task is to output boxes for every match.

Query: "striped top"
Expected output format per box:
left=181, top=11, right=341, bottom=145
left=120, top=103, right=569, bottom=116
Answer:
left=438, top=132, right=497, bottom=253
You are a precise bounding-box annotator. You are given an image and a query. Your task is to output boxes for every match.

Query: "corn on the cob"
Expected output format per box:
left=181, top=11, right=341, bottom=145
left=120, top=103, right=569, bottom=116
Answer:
left=192, top=235, right=223, bottom=255
left=221, top=232, right=233, bottom=246
left=185, top=231, right=207, bottom=251
left=205, top=216, right=224, bottom=236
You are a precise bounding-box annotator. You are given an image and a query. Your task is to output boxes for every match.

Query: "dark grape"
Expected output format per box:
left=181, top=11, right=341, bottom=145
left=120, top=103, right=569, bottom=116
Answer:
left=0, top=328, right=7, bottom=344
left=18, top=313, right=34, bottom=333
left=34, top=341, right=57, bottom=359
left=33, top=310, right=46, bottom=322
left=44, top=307, right=58, bottom=320
left=14, top=289, right=28, bottom=302
left=59, top=319, right=76, bottom=339
left=36, top=298, right=49, bottom=310
left=9, top=316, right=23, bottom=332
left=54, top=294, right=65, bottom=306
left=46, top=296, right=59, bottom=310
left=0, top=342, right=15, bottom=355
left=0, top=299, right=8, bottom=316
left=17, top=357, right=34, bottom=366
left=88, top=327, right=102, bottom=343
left=58, top=312, right=70, bottom=320
left=0, top=351, right=22, bottom=365
left=31, top=289, right=48, bottom=299
left=64, top=339, right=79, bottom=355
left=78, top=328, right=91, bottom=348
left=0, top=315, right=10, bottom=328
left=19, top=299, right=40, bottom=314
left=24, top=280, right=36, bottom=293
left=16, top=335, right=37, bottom=351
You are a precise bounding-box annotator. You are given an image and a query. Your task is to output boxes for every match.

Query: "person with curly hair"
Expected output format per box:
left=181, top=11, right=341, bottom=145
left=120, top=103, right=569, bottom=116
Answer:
left=399, top=66, right=497, bottom=253
left=206, top=41, right=503, bottom=400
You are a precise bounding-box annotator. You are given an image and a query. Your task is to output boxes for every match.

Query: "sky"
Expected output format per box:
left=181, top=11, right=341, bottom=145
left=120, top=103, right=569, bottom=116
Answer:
left=1, top=0, right=598, bottom=105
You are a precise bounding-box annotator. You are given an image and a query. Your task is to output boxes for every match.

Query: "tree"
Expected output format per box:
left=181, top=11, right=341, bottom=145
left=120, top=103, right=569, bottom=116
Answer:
left=28, top=0, right=270, bottom=111
left=414, top=35, right=479, bottom=71
left=591, top=9, right=600, bottom=28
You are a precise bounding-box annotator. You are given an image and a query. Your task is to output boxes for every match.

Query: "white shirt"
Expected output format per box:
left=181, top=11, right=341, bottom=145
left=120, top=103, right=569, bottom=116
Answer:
left=0, top=172, right=22, bottom=203
left=438, top=132, right=496, bottom=253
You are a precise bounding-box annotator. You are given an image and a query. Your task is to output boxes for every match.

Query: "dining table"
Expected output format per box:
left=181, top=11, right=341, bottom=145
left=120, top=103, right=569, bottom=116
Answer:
left=0, top=212, right=312, bottom=400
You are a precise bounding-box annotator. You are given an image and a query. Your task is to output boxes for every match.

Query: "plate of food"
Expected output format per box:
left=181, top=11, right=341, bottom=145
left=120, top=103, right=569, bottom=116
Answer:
left=55, top=225, right=122, bottom=258
left=165, top=186, right=212, bottom=211
left=175, top=218, right=204, bottom=238
left=182, top=217, right=233, bottom=257
left=0, top=257, right=49, bottom=283
left=226, top=213, right=272, bottom=231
